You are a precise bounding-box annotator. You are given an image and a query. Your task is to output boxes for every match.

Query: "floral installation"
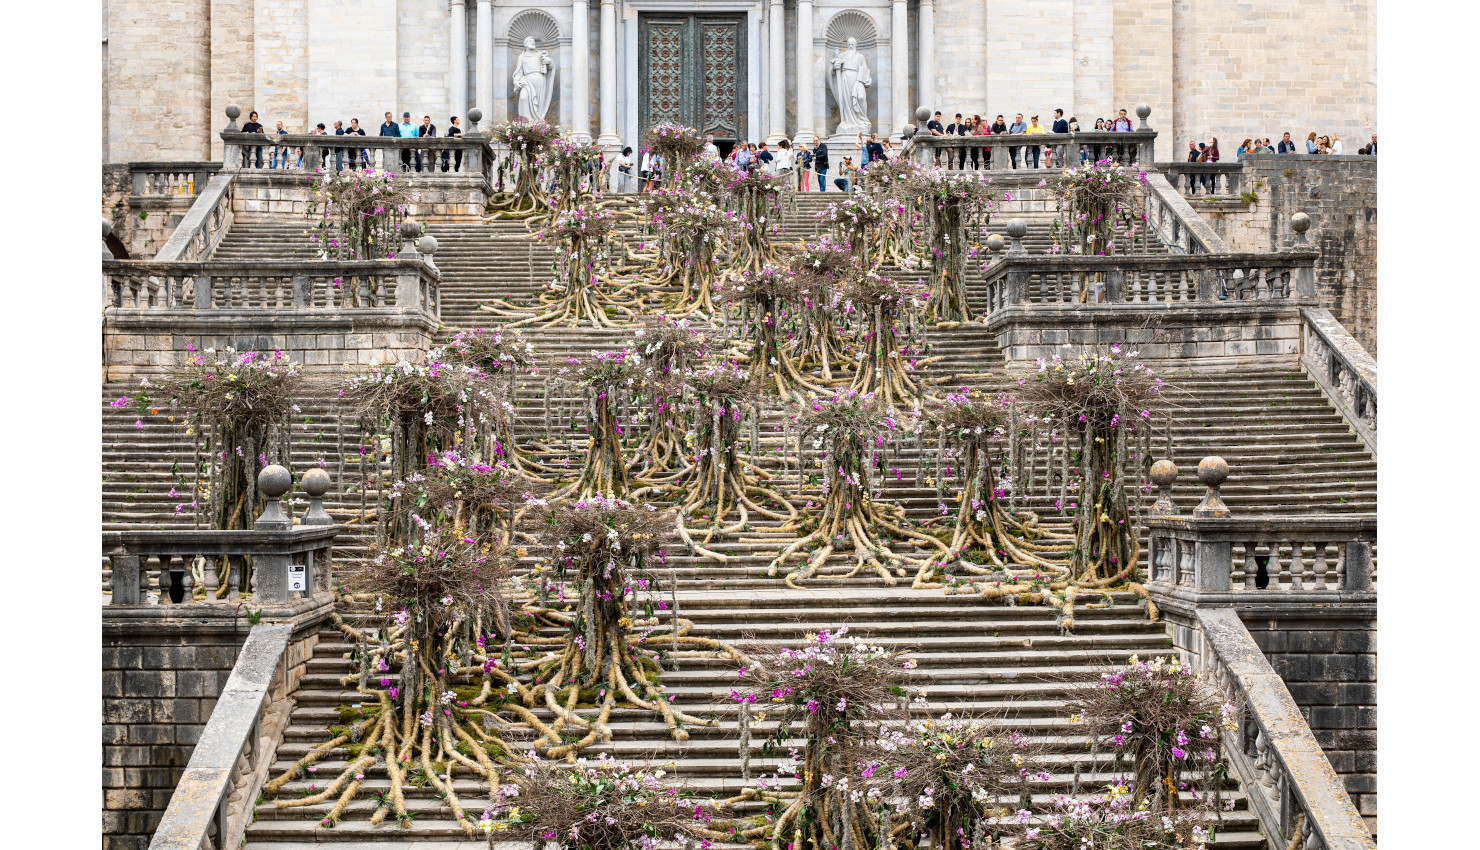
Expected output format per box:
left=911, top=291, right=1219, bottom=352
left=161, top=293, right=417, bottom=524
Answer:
left=903, top=168, right=995, bottom=323
left=306, top=168, right=411, bottom=260
left=1047, top=158, right=1152, bottom=301
left=490, top=117, right=559, bottom=217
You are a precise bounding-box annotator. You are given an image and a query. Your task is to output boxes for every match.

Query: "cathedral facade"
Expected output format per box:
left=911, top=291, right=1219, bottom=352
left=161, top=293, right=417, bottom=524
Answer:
left=103, top=0, right=1376, bottom=164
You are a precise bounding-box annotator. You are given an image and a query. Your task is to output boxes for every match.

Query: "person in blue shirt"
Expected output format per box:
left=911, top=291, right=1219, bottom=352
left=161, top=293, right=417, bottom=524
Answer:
left=1007, top=114, right=1027, bottom=169
left=856, top=131, right=885, bottom=166
left=270, top=121, right=290, bottom=169
left=397, top=112, right=417, bottom=170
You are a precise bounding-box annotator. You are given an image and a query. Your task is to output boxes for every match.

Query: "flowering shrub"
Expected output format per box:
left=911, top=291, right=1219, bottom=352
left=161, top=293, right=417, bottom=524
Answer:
left=905, top=168, right=994, bottom=322
left=871, top=713, right=1049, bottom=850
left=538, top=138, right=605, bottom=213
left=840, top=271, right=929, bottom=408
left=444, top=326, right=537, bottom=376
left=306, top=168, right=410, bottom=260
left=731, top=627, right=913, bottom=850
left=482, top=753, right=719, bottom=850
left=491, top=118, right=559, bottom=215
left=1018, top=345, right=1167, bottom=587
left=164, top=347, right=302, bottom=531
left=725, top=167, right=789, bottom=274
left=647, top=122, right=707, bottom=187
left=1067, top=655, right=1239, bottom=814
left=1048, top=158, right=1150, bottom=262
left=1020, top=782, right=1216, bottom=850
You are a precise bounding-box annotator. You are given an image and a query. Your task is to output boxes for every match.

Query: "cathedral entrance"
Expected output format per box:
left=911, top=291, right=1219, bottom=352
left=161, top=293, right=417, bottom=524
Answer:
left=638, top=13, right=748, bottom=146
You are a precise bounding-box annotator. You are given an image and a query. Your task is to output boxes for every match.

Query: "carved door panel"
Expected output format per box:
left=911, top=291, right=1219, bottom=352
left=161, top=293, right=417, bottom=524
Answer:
left=639, top=14, right=747, bottom=144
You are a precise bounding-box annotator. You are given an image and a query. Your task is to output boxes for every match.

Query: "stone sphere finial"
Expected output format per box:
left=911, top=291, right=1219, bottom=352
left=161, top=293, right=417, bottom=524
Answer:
left=986, top=233, right=1006, bottom=254
left=467, top=107, right=483, bottom=133
left=1193, top=456, right=1230, bottom=518
left=301, top=467, right=331, bottom=497
left=915, top=106, right=932, bottom=123
left=1149, top=459, right=1179, bottom=516
left=102, top=218, right=113, bottom=239
left=400, top=220, right=422, bottom=242
left=226, top=104, right=241, bottom=121
left=418, top=234, right=439, bottom=256
left=1135, top=103, right=1152, bottom=121
left=258, top=464, right=292, bottom=498
left=902, top=124, right=917, bottom=139
left=1291, top=212, right=1311, bottom=234
left=1006, top=219, right=1028, bottom=239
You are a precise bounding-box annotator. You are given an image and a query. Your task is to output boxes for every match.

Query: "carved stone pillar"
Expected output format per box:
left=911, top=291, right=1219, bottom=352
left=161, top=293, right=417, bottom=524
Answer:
left=795, top=0, right=815, bottom=144
left=767, top=0, right=786, bottom=143
left=918, top=0, right=935, bottom=115
left=451, top=0, right=469, bottom=119
left=890, top=0, right=908, bottom=140
left=571, top=0, right=592, bottom=139
left=476, top=0, right=493, bottom=128
left=598, top=0, right=618, bottom=147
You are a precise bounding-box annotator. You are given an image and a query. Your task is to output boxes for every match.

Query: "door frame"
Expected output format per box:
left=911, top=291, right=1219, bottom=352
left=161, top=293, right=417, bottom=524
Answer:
left=637, top=12, right=748, bottom=146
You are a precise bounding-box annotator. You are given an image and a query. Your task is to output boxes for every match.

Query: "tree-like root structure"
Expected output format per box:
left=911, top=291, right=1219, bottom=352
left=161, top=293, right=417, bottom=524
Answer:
left=913, top=443, right=1075, bottom=589
left=726, top=176, right=787, bottom=277
left=721, top=277, right=835, bottom=405
left=666, top=383, right=798, bottom=562
left=847, top=297, right=940, bottom=410
left=485, top=159, right=550, bottom=223
left=549, top=388, right=632, bottom=501
left=791, top=302, right=852, bottom=382
left=480, top=233, right=649, bottom=329
left=726, top=777, right=901, bottom=850
left=770, top=397, right=949, bottom=588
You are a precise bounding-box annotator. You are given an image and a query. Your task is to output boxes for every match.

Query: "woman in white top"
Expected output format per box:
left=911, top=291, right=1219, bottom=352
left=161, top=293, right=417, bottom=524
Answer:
left=773, top=139, right=795, bottom=177
left=1331, top=135, right=1344, bottom=155
left=640, top=151, right=662, bottom=191
left=611, top=146, right=637, bottom=193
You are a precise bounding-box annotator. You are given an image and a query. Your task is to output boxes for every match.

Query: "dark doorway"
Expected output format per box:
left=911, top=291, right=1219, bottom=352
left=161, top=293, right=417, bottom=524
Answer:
left=638, top=13, right=747, bottom=148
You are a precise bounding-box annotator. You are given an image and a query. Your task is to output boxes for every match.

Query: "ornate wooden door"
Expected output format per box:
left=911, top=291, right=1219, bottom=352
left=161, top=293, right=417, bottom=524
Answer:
left=638, top=14, right=747, bottom=144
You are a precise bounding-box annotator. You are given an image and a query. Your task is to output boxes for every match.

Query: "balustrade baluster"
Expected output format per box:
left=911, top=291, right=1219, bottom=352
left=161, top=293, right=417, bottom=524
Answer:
left=202, top=555, right=219, bottom=597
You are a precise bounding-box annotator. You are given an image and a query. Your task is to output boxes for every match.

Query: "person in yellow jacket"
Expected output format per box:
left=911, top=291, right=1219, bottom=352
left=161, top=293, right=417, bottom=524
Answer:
left=1023, top=115, right=1047, bottom=168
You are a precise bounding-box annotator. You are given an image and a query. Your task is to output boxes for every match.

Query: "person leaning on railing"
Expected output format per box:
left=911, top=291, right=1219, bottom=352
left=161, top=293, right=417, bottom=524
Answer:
left=442, top=116, right=463, bottom=172
left=241, top=111, right=265, bottom=168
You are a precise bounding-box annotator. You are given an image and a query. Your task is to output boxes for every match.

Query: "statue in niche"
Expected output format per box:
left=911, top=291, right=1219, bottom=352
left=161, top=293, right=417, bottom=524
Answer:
left=830, top=37, right=872, bottom=135
left=512, top=35, right=555, bottom=122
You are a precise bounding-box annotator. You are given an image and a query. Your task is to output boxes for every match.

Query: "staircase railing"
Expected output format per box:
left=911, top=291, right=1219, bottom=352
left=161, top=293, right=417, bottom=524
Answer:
left=1302, top=307, right=1378, bottom=453
left=1156, top=162, right=1246, bottom=199
left=1143, top=171, right=1229, bottom=255
left=102, top=256, right=441, bottom=318
left=103, top=526, right=338, bottom=607
left=1196, top=608, right=1377, bottom=850
left=1147, top=515, right=1375, bottom=595
left=222, top=130, right=495, bottom=187
left=145, top=623, right=294, bottom=850
left=130, top=161, right=221, bottom=198
left=906, top=129, right=1157, bottom=172
left=975, top=248, right=1317, bottom=319
left=153, top=174, right=235, bottom=262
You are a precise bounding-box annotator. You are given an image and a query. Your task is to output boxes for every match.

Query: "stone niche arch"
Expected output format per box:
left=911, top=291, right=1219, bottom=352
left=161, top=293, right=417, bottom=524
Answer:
left=505, top=9, right=563, bottom=122
left=822, top=10, right=880, bottom=136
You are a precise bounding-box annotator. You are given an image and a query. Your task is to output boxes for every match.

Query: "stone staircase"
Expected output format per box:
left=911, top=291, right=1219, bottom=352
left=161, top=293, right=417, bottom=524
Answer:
left=107, top=189, right=1375, bottom=849
left=243, top=589, right=1272, bottom=849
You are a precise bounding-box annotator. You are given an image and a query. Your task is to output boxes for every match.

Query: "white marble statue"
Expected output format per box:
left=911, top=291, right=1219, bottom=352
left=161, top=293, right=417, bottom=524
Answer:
left=830, top=38, right=872, bottom=135
left=512, top=36, right=555, bottom=123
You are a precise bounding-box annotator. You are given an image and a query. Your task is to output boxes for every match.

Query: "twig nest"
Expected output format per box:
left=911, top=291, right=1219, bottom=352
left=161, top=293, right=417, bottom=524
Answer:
left=301, top=467, right=332, bottom=498
left=1148, top=459, right=1178, bottom=487
left=1196, top=456, right=1228, bottom=488
left=258, top=464, right=292, bottom=498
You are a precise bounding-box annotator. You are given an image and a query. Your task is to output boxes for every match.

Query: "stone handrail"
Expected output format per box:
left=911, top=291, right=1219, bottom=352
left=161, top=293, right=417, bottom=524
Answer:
left=153, top=174, right=236, bottom=262
left=222, top=130, right=494, bottom=185
left=906, top=129, right=1156, bottom=172
left=103, top=257, right=441, bottom=318
left=1146, top=515, right=1375, bottom=595
left=146, top=623, right=291, bottom=850
left=1301, top=307, right=1377, bottom=453
left=103, top=526, right=339, bottom=606
left=1155, top=161, right=1246, bottom=199
left=130, top=161, right=221, bottom=197
left=1196, top=608, right=1376, bottom=850
left=1143, top=171, right=1230, bottom=254
left=975, top=249, right=1317, bottom=318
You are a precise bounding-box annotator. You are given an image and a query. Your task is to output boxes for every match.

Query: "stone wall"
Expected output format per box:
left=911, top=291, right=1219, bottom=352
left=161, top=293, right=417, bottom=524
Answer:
left=102, top=166, right=199, bottom=260
left=1241, top=610, right=1378, bottom=836
left=102, top=614, right=322, bottom=850
left=103, top=0, right=1376, bottom=168
left=1198, top=155, right=1378, bottom=355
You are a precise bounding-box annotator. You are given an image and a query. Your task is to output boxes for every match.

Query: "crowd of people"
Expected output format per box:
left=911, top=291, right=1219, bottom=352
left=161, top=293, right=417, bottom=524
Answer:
left=235, top=110, right=470, bottom=173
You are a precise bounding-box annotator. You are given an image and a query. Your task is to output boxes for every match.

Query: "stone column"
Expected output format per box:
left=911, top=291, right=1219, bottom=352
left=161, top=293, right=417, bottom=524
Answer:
left=795, top=0, right=815, bottom=145
left=767, top=0, right=786, bottom=143
left=572, top=0, right=592, bottom=139
left=598, top=0, right=619, bottom=148
left=476, top=0, right=493, bottom=128
left=451, top=0, right=469, bottom=120
left=918, top=0, right=935, bottom=116
left=891, top=0, right=909, bottom=140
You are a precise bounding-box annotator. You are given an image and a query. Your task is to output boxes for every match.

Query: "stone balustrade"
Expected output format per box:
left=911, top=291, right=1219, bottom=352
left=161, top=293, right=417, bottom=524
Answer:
left=144, top=623, right=296, bottom=850
left=130, top=162, right=220, bottom=198
left=103, top=257, right=441, bottom=317
left=977, top=244, right=1318, bottom=319
left=906, top=128, right=1156, bottom=173
left=1197, top=608, right=1376, bottom=850
left=1157, top=161, right=1246, bottom=199
left=104, top=465, right=340, bottom=607
left=1302, top=307, right=1378, bottom=452
left=222, top=130, right=493, bottom=183
left=1143, top=171, right=1230, bottom=255
left=1147, top=514, right=1375, bottom=595
left=152, top=174, right=235, bottom=263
